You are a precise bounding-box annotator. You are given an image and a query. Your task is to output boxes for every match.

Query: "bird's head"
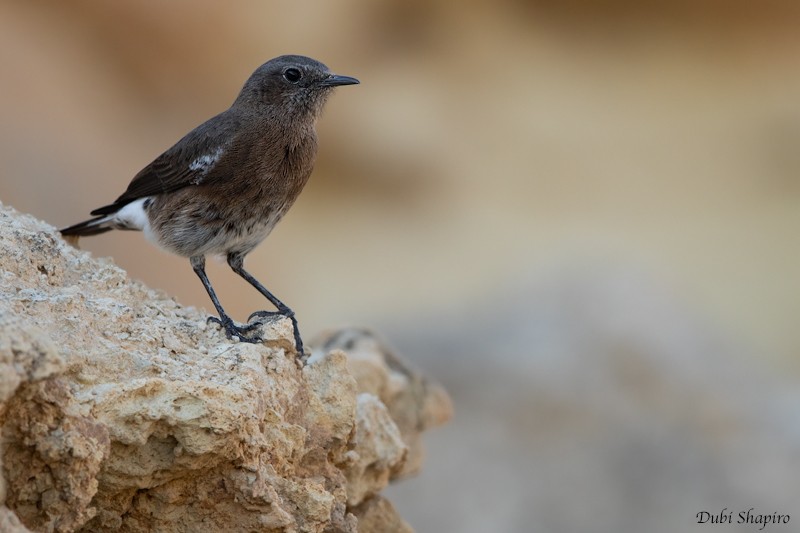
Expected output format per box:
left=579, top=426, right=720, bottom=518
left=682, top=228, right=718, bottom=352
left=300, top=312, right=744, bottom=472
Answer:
left=235, top=55, right=359, bottom=119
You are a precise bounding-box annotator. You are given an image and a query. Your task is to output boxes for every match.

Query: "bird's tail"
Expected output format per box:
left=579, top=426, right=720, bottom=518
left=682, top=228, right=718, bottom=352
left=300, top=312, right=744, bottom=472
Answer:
left=60, top=215, right=118, bottom=248
left=60, top=198, right=148, bottom=247
left=60, top=215, right=116, bottom=238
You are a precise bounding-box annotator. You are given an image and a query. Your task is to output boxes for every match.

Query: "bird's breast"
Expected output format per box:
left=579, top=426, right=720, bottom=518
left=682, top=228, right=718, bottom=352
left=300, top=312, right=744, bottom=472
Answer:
left=147, top=128, right=318, bottom=258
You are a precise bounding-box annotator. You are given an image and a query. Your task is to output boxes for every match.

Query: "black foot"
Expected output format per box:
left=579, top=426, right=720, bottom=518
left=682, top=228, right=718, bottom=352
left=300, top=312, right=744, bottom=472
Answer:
left=289, top=315, right=305, bottom=359
left=247, top=309, right=285, bottom=322
left=247, top=310, right=304, bottom=358
left=207, top=316, right=263, bottom=343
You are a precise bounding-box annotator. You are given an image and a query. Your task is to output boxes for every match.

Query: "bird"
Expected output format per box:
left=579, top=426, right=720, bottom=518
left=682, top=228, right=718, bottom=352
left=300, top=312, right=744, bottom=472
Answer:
left=60, top=55, right=359, bottom=357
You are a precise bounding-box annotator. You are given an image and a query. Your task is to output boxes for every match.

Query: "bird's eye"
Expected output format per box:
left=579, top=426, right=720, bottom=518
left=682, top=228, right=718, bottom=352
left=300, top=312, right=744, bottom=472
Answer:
left=283, top=68, right=302, bottom=83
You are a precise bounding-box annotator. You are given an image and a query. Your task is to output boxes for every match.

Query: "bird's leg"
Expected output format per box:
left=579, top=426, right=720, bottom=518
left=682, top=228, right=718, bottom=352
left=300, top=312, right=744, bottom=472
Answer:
left=226, top=252, right=304, bottom=356
left=190, top=255, right=262, bottom=342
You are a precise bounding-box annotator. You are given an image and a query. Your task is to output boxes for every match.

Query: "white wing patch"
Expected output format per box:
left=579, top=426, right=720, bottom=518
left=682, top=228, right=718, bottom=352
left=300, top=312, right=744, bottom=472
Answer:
left=189, top=147, right=224, bottom=183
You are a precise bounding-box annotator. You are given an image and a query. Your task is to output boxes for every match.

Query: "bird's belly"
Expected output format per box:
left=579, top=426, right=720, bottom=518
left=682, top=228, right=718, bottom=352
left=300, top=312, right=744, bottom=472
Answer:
left=148, top=191, right=289, bottom=258
left=208, top=212, right=283, bottom=255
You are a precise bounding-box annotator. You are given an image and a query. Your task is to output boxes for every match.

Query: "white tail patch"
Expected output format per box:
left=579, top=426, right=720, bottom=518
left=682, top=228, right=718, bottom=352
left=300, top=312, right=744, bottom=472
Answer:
left=114, top=197, right=151, bottom=231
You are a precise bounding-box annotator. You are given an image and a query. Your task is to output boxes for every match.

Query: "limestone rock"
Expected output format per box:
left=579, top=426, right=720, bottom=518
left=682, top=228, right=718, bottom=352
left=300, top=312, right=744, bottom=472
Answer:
left=311, top=329, right=453, bottom=478
left=0, top=507, right=33, bottom=533
left=342, top=394, right=407, bottom=507
left=351, top=496, right=413, bottom=533
left=0, top=203, right=450, bottom=532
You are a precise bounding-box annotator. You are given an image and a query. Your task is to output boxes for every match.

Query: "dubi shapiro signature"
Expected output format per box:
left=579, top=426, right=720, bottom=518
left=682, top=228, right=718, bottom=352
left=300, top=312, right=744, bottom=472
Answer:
left=696, top=508, right=789, bottom=530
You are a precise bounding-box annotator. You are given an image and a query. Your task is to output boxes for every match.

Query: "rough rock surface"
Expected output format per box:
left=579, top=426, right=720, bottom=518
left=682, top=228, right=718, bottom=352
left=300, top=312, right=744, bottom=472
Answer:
left=0, top=203, right=452, bottom=533
left=311, top=329, right=452, bottom=479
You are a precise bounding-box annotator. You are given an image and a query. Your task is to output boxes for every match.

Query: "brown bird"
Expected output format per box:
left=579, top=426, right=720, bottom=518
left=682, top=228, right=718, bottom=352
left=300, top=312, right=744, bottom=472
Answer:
left=60, top=55, right=359, bottom=356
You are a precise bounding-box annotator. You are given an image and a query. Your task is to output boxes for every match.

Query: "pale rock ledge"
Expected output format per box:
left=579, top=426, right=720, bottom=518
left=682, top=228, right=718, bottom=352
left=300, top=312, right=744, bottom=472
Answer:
left=0, top=203, right=452, bottom=533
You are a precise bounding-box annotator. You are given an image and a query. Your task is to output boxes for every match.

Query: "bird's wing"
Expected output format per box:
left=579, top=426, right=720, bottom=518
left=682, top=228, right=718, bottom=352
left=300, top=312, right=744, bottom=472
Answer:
left=91, top=111, right=245, bottom=216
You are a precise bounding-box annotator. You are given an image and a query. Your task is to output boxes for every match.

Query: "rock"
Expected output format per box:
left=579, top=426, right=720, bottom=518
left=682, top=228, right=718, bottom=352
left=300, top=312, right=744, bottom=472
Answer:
left=342, top=394, right=407, bottom=507
left=0, top=203, right=450, bottom=532
left=0, top=507, right=33, bottom=533
left=351, top=496, right=413, bottom=533
left=311, top=329, right=453, bottom=478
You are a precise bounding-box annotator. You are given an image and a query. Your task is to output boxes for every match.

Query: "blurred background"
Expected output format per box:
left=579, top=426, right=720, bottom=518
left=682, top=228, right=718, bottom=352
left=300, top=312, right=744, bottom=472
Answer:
left=2, top=0, right=800, bottom=531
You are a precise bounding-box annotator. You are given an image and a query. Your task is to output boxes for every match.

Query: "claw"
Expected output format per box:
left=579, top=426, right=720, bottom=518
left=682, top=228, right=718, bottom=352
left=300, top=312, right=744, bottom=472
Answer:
left=247, top=310, right=304, bottom=357
left=209, top=312, right=305, bottom=357
left=286, top=314, right=305, bottom=358
left=208, top=315, right=263, bottom=343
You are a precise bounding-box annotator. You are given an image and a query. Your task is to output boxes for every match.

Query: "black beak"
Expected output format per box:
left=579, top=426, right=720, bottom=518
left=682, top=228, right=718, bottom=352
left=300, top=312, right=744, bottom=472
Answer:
left=318, top=74, right=360, bottom=87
